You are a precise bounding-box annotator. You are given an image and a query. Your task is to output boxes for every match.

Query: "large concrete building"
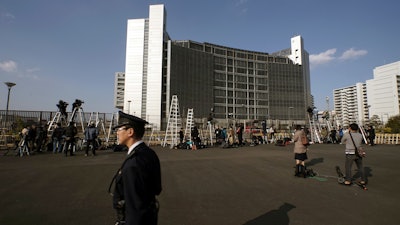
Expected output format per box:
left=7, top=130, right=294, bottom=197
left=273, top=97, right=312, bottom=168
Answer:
left=115, top=4, right=312, bottom=129
left=366, top=61, right=400, bottom=123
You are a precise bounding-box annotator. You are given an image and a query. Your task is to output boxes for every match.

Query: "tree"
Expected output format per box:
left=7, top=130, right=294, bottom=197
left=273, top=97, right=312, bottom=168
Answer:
left=386, top=115, right=400, bottom=133
left=369, top=115, right=384, bottom=133
left=369, top=115, right=383, bottom=128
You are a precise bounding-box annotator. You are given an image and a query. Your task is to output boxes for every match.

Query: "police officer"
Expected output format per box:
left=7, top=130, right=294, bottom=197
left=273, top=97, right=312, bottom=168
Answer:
left=109, top=111, right=162, bottom=225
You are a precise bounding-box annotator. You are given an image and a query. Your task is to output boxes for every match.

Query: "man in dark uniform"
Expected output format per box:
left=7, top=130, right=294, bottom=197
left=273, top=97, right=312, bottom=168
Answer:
left=109, top=111, right=162, bottom=225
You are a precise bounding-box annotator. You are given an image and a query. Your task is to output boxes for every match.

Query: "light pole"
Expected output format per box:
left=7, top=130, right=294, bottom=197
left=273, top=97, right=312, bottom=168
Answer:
left=127, top=100, right=131, bottom=114
left=4, top=82, right=16, bottom=129
left=288, top=107, right=294, bottom=134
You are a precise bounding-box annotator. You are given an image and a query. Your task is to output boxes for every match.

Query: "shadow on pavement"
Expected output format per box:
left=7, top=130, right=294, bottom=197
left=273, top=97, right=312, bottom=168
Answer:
left=305, top=157, right=324, bottom=167
left=243, top=202, right=296, bottom=225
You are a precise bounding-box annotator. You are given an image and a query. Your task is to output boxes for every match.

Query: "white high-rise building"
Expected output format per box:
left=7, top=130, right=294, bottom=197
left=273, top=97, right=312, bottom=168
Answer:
left=333, top=83, right=369, bottom=127
left=124, top=4, right=168, bottom=128
left=366, top=61, right=400, bottom=123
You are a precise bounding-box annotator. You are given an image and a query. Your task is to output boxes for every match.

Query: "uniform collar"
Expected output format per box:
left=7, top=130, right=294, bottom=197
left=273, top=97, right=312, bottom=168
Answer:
left=127, top=140, right=144, bottom=155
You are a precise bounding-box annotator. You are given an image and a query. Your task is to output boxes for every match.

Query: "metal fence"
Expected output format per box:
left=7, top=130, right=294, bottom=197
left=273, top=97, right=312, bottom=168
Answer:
left=0, top=110, right=115, bottom=129
left=0, top=110, right=118, bottom=151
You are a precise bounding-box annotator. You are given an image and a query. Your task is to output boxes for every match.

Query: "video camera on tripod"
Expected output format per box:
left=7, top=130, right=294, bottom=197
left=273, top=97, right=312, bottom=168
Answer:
left=57, top=100, right=69, bottom=118
left=72, top=99, right=84, bottom=112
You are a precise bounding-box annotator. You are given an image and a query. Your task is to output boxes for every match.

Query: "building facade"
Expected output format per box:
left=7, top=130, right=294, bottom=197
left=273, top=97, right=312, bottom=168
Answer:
left=114, top=72, right=125, bottom=110
left=116, top=4, right=312, bottom=129
left=333, top=83, right=369, bottom=127
left=366, top=61, right=400, bottom=124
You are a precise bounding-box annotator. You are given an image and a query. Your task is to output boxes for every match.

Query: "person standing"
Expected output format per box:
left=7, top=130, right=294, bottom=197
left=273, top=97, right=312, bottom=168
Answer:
left=64, top=122, right=77, bottom=156
left=228, top=126, right=235, bottom=147
left=261, top=120, right=268, bottom=144
left=214, top=126, right=222, bottom=145
left=27, top=124, right=37, bottom=152
left=338, top=126, right=344, bottom=143
left=84, top=121, right=99, bottom=156
left=191, top=126, right=199, bottom=150
left=237, top=124, right=244, bottom=146
left=269, top=125, right=275, bottom=143
left=179, top=128, right=184, bottom=144
left=35, top=124, right=46, bottom=152
left=52, top=123, right=64, bottom=153
left=341, top=123, right=366, bottom=185
left=367, top=125, right=376, bottom=146
left=293, top=125, right=308, bottom=177
left=110, top=111, right=162, bottom=225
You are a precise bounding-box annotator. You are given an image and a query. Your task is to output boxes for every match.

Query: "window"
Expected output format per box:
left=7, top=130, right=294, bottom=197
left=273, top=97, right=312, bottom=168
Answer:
left=214, top=48, right=226, bottom=55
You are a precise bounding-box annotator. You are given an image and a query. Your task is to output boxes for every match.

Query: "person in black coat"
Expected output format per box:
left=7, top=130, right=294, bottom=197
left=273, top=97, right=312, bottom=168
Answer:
left=110, top=111, right=162, bottom=225
left=367, top=125, right=376, bottom=146
left=64, top=122, right=77, bottom=156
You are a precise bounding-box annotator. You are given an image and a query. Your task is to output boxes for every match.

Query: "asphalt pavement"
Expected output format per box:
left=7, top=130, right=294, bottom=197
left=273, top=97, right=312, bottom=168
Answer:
left=0, top=143, right=398, bottom=225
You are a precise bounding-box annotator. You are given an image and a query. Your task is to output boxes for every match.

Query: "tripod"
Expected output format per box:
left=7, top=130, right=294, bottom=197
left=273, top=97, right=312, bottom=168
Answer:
left=69, top=106, right=85, bottom=132
left=48, top=112, right=68, bottom=132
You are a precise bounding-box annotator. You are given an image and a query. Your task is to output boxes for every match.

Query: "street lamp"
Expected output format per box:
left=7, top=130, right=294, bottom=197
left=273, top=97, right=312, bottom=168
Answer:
left=288, top=106, right=294, bottom=120
left=288, top=107, right=294, bottom=133
left=242, top=104, right=249, bottom=121
left=127, top=100, right=131, bottom=114
left=4, top=82, right=16, bottom=129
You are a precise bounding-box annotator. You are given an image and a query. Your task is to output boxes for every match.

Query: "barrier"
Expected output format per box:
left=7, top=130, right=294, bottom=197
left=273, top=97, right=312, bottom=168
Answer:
left=375, top=133, right=400, bottom=145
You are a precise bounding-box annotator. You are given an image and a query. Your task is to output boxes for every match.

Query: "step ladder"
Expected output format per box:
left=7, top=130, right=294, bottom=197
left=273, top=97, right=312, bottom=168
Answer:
left=184, top=108, right=194, bottom=141
left=356, top=118, right=368, bottom=144
left=47, top=112, right=62, bottom=132
left=206, top=121, right=213, bottom=146
left=69, top=106, right=86, bottom=132
left=88, top=112, right=107, bottom=137
left=326, top=119, right=334, bottom=132
left=162, top=95, right=182, bottom=148
left=308, top=113, right=322, bottom=144
left=147, top=123, right=160, bottom=146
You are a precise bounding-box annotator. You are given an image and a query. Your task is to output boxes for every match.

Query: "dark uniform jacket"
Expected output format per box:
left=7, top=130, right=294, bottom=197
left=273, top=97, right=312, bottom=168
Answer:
left=113, top=142, right=162, bottom=225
